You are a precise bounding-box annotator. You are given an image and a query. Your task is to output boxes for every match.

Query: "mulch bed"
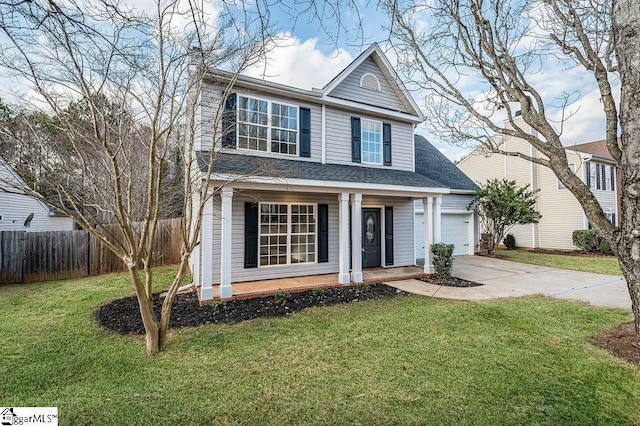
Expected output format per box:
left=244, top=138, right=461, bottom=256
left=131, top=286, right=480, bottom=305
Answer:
left=591, top=321, right=640, bottom=366
left=96, top=284, right=407, bottom=335
left=420, top=276, right=483, bottom=287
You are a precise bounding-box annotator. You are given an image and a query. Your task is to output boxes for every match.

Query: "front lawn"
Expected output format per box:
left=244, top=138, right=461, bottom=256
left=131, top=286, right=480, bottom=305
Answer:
left=497, top=248, right=623, bottom=276
left=1, top=267, right=638, bottom=425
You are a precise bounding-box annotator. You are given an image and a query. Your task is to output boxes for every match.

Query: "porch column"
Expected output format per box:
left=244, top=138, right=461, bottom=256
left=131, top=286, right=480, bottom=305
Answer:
left=338, top=192, right=351, bottom=284
left=200, top=195, right=214, bottom=300
left=433, top=196, right=442, bottom=244
left=219, top=187, right=233, bottom=299
left=423, top=197, right=434, bottom=274
left=351, top=193, right=363, bottom=283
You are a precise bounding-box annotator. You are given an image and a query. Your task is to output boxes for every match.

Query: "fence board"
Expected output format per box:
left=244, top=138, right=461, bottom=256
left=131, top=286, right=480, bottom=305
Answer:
left=0, top=218, right=184, bottom=284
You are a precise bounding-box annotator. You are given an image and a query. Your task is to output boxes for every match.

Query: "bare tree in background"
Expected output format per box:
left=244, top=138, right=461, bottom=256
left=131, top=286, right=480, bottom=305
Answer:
left=375, top=0, right=640, bottom=342
left=0, top=0, right=270, bottom=355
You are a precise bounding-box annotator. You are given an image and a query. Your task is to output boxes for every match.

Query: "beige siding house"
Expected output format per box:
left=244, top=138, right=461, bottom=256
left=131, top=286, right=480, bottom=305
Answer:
left=457, top=116, right=618, bottom=250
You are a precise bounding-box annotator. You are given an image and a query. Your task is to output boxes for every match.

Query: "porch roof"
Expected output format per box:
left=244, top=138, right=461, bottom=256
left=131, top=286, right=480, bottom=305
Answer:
left=197, top=152, right=448, bottom=190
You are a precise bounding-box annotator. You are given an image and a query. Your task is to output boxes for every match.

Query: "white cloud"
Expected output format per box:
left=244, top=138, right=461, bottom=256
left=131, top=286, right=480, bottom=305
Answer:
left=243, top=34, right=354, bottom=90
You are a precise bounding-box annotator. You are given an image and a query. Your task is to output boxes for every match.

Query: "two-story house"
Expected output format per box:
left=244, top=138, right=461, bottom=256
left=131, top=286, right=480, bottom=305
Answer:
left=457, top=115, right=618, bottom=251
left=189, top=44, right=477, bottom=301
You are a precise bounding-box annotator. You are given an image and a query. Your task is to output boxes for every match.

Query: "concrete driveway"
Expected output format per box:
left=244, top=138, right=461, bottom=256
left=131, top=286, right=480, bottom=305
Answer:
left=388, top=256, right=632, bottom=311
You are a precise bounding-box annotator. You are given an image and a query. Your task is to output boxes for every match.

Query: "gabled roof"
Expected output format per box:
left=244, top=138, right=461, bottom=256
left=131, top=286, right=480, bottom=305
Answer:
left=568, top=139, right=617, bottom=162
left=414, top=135, right=478, bottom=192
left=321, top=43, right=425, bottom=121
left=198, top=152, right=447, bottom=191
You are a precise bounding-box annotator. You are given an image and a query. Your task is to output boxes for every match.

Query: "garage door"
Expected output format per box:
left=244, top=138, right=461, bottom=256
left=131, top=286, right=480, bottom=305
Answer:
left=415, top=212, right=472, bottom=258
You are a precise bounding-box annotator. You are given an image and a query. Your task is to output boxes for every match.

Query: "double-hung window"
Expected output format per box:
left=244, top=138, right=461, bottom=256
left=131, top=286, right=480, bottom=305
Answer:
left=237, top=95, right=298, bottom=155
left=361, top=119, right=382, bottom=164
left=259, top=203, right=316, bottom=266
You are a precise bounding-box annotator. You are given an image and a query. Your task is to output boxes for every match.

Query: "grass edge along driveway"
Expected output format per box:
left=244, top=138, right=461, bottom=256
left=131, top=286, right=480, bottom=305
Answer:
left=497, top=248, right=623, bottom=276
left=0, top=266, right=638, bottom=425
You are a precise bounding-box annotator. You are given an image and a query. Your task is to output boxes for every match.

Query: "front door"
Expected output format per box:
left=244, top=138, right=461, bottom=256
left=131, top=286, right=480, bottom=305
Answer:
left=362, top=208, right=381, bottom=269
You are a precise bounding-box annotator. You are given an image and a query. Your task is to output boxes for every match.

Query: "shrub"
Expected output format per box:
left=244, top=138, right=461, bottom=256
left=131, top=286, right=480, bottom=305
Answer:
left=503, top=234, right=516, bottom=250
left=598, top=240, right=614, bottom=256
left=431, top=243, right=455, bottom=278
left=572, top=230, right=601, bottom=253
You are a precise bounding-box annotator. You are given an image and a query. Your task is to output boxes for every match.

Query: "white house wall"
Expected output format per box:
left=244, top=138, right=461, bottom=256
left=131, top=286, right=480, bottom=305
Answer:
left=0, top=192, right=73, bottom=231
left=324, top=107, right=415, bottom=171
left=328, top=57, right=409, bottom=113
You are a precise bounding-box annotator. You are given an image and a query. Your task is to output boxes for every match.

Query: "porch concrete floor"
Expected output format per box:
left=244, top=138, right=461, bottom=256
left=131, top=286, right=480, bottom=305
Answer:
left=201, top=266, right=426, bottom=304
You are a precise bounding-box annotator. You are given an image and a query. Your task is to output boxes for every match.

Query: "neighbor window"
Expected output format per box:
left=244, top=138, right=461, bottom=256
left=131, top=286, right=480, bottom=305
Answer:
left=361, top=119, right=382, bottom=164
left=237, top=95, right=298, bottom=155
left=259, top=203, right=316, bottom=266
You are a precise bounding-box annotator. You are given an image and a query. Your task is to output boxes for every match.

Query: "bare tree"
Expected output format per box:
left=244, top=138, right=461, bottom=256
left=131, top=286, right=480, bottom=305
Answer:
left=374, top=0, right=640, bottom=341
left=0, top=0, right=270, bottom=354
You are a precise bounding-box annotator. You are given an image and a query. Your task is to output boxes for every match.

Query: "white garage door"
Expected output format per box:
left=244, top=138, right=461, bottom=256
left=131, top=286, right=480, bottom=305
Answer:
left=415, top=212, right=472, bottom=258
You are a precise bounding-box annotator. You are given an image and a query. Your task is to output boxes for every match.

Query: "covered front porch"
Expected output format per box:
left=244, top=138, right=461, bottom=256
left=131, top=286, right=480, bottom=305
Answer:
left=197, top=265, right=427, bottom=304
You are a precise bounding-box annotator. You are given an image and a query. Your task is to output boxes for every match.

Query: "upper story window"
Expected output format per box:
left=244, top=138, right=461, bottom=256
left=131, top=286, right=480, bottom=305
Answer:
left=585, top=161, right=616, bottom=191
left=361, top=119, right=382, bottom=164
left=237, top=95, right=298, bottom=155
left=360, top=73, right=381, bottom=91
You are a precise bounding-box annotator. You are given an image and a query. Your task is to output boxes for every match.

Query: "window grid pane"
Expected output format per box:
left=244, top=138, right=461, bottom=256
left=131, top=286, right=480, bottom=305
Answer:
left=259, top=203, right=316, bottom=266
left=271, top=102, right=298, bottom=155
left=361, top=119, right=382, bottom=164
left=238, top=96, right=268, bottom=151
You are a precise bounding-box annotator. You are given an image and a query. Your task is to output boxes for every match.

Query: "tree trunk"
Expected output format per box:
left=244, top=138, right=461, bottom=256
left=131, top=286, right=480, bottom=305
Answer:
left=613, top=0, right=640, bottom=343
left=129, top=266, right=160, bottom=355
left=158, top=256, right=191, bottom=350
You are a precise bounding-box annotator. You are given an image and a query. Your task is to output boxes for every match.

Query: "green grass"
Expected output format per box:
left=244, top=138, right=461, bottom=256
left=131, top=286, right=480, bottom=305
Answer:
left=497, top=248, right=623, bottom=276
left=1, top=267, right=639, bottom=425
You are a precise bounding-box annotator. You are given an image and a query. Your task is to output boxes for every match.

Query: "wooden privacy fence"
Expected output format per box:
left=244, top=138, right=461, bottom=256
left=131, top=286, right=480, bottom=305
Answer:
left=0, top=218, right=183, bottom=284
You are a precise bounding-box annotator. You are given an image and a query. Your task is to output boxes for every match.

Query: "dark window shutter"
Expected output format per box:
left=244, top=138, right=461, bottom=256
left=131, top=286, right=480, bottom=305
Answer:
left=586, top=162, right=591, bottom=188
left=383, top=123, right=392, bottom=166
left=595, top=163, right=601, bottom=189
left=299, top=107, right=311, bottom=158
left=222, top=93, right=237, bottom=148
left=611, top=166, right=615, bottom=191
left=612, top=213, right=616, bottom=226
left=318, top=204, right=329, bottom=263
left=385, top=206, right=394, bottom=266
left=351, top=117, right=361, bottom=163
left=244, top=202, right=258, bottom=268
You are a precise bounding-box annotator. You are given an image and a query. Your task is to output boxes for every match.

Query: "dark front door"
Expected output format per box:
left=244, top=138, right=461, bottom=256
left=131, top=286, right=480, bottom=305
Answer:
left=362, top=208, right=381, bottom=269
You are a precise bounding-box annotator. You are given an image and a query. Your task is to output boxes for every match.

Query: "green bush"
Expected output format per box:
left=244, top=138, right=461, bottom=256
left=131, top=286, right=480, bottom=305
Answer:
left=572, top=230, right=613, bottom=255
left=572, top=230, right=600, bottom=252
left=503, top=234, right=516, bottom=250
left=431, top=243, right=455, bottom=278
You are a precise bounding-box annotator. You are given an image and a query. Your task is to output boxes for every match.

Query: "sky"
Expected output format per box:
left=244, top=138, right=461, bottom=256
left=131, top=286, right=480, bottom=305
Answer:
left=0, top=0, right=617, bottom=162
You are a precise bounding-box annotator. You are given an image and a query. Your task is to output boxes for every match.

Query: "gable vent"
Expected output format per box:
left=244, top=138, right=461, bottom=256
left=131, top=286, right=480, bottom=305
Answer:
left=360, top=73, right=381, bottom=91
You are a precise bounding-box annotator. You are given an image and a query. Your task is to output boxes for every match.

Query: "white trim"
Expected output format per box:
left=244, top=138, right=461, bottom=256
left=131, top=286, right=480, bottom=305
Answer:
left=208, top=174, right=450, bottom=196
left=338, top=193, right=351, bottom=284
left=236, top=94, right=299, bottom=156
left=200, top=195, right=214, bottom=301
left=530, top=144, right=536, bottom=249
left=219, top=187, right=233, bottom=298
left=351, top=193, right=363, bottom=282
left=423, top=197, right=434, bottom=274
left=257, top=202, right=318, bottom=268
left=360, top=118, right=383, bottom=165
left=360, top=72, right=381, bottom=91
left=319, top=95, right=424, bottom=123
left=321, top=104, right=326, bottom=164
left=321, top=44, right=425, bottom=121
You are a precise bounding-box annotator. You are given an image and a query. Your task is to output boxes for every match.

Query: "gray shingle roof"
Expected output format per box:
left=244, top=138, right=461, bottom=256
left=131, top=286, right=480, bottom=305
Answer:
left=198, top=151, right=447, bottom=189
left=414, top=135, right=478, bottom=191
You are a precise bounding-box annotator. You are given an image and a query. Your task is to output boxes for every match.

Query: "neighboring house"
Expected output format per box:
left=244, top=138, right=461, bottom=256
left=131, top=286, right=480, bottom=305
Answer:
left=0, top=158, right=74, bottom=232
left=457, top=115, right=618, bottom=250
left=189, top=43, right=477, bottom=301
left=414, top=135, right=478, bottom=258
